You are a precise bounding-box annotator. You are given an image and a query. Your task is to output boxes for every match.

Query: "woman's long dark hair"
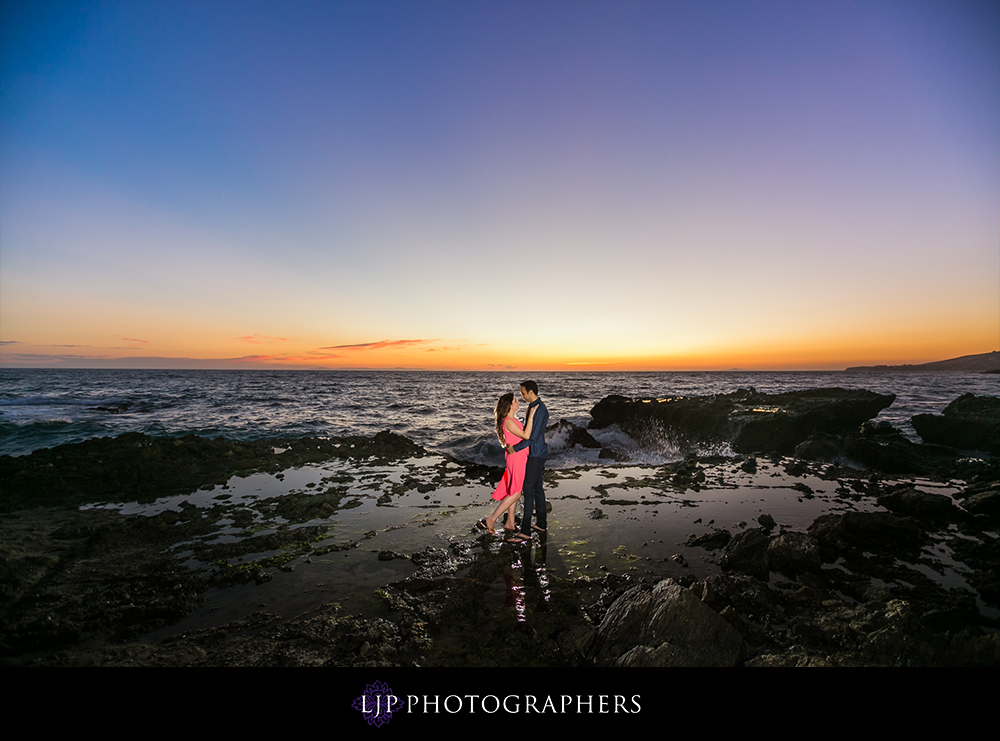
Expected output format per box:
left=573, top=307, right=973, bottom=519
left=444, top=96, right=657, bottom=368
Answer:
left=494, top=392, right=514, bottom=445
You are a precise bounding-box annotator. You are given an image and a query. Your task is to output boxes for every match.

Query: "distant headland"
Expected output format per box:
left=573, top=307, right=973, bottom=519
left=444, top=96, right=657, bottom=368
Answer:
left=845, top=350, right=1000, bottom=373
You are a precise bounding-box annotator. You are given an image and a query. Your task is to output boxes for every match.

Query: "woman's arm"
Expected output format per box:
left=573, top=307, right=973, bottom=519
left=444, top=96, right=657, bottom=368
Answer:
left=504, top=406, right=536, bottom=440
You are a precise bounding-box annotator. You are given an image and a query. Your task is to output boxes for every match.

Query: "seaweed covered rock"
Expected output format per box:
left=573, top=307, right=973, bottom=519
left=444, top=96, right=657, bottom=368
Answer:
left=0, top=430, right=428, bottom=510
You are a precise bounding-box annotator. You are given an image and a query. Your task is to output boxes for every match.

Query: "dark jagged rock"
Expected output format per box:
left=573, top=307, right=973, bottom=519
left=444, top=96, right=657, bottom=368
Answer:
left=700, top=573, right=781, bottom=622
left=808, top=512, right=926, bottom=561
left=588, top=579, right=746, bottom=667
left=960, top=483, right=1000, bottom=519
left=911, top=394, right=1000, bottom=454
left=671, top=456, right=707, bottom=490
left=546, top=419, right=601, bottom=449
left=94, top=402, right=131, bottom=414
left=792, top=482, right=814, bottom=496
left=408, top=545, right=470, bottom=579
left=685, top=528, right=732, bottom=550
left=597, top=447, right=630, bottom=461
left=589, top=388, right=895, bottom=455
left=794, top=421, right=959, bottom=475
left=719, top=528, right=771, bottom=580
left=766, top=532, right=822, bottom=577
left=877, top=487, right=958, bottom=519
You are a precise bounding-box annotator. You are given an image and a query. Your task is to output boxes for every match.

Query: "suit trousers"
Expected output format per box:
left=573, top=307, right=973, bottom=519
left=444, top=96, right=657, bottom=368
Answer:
left=519, top=456, right=546, bottom=535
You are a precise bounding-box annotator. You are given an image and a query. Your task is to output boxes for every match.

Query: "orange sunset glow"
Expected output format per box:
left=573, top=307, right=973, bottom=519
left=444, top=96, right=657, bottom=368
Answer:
left=1, top=2, right=998, bottom=372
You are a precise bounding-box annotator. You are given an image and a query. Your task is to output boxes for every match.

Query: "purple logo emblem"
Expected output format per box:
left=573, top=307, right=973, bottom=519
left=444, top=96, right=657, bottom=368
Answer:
left=352, top=681, right=404, bottom=727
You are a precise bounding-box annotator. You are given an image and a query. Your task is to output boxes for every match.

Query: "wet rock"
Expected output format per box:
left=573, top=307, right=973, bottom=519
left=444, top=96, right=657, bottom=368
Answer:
left=795, top=425, right=959, bottom=476
left=784, top=459, right=809, bottom=477
left=960, top=483, right=1000, bottom=519
left=589, top=388, right=895, bottom=455
left=273, top=489, right=347, bottom=522
left=792, top=482, right=814, bottom=497
left=719, top=527, right=770, bottom=580
left=378, top=551, right=408, bottom=561
left=408, top=545, right=471, bottom=579
left=685, top=528, right=732, bottom=550
left=51, top=521, right=96, bottom=540
left=546, top=419, right=601, bottom=449
left=663, top=455, right=708, bottom=491
left=94, top=403, right=130, bottom=414
left=597, top=448, right=630, bottom=461
left=701, top=573, right=780, bottom=622
left=588, top=579, right=746, bottom=667
left=766, top=532, right=822, bottom=577
left=0, top=507, right=212, bottom=658
left=757, top=514, right=776, bottom=531
left=794, top=434, right=846, bottom=464
left=911, top=394, right=1000, bottom=454
left=789, top=620, right=827, bottom=646
left=0, top=431, right=429, bottom=511
left=808, top=512, right=926, bottom=561
left=877, top=487, right=958, bottom=520
left=190, top=608, right=419, bottom=667
left=743, top=597, right=994, bottom=667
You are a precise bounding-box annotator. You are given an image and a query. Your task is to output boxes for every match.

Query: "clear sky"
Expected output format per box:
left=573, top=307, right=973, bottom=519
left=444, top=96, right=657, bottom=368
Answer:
left=2, top=0, right=998, bottom=370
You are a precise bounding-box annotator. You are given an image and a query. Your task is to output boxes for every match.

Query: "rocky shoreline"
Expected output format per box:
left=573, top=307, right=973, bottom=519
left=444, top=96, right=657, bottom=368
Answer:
left=1, top=389, right=998, bottom=667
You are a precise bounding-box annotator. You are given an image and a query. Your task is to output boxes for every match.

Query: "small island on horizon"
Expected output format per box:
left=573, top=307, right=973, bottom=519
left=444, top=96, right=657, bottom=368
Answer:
left=845, top=350, right=1000, bottom=373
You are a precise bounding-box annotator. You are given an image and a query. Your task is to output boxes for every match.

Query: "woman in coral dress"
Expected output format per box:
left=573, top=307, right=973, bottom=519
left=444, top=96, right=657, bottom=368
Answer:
left=478, top=392, right=536, bottom=535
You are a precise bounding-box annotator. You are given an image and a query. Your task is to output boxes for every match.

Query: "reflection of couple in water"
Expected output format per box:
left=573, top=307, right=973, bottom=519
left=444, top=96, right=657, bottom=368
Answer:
left=477, top=380, right=549, bottom=544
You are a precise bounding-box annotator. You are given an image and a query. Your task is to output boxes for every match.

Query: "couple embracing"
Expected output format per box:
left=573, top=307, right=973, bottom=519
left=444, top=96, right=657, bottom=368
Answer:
left=478, top=380, right=548, bottom=544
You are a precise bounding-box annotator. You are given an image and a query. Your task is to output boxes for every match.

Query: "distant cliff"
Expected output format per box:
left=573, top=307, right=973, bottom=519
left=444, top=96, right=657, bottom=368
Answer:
left=845, top=351, right=1000, bottom=372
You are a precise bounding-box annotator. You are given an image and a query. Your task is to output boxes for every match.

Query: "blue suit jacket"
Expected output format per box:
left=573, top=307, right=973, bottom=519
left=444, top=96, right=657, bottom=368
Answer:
left=513, top=399, right=548, bottom=459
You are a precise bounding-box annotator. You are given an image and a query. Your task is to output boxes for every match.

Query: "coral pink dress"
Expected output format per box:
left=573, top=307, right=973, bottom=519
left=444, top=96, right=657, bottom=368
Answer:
left=492, top=417, right=529, bottom=501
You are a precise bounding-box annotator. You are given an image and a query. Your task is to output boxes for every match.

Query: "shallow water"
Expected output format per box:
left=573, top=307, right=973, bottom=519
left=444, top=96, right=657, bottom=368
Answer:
left=127, top=453, right=987, bottom=644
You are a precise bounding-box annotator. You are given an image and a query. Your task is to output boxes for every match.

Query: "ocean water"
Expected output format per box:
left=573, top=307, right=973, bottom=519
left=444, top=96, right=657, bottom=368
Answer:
left=0, top=369, right=995, bottom=465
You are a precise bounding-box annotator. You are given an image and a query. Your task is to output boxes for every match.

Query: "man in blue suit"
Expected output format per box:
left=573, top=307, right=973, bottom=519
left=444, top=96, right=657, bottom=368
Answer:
left=506, top=380, right=548, bottom=543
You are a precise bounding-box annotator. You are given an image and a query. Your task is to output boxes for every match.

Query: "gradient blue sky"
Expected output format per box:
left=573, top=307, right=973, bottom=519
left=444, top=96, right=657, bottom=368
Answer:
left=2, top=0, right=998, bottom=369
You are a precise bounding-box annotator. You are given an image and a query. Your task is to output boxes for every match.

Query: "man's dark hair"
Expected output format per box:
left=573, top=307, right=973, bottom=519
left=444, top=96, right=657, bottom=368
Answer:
left=520, top=380, right=539, bottom=395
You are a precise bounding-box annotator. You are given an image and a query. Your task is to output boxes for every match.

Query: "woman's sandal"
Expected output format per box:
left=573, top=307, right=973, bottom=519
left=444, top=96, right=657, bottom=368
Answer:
left=506, top=533, right=531, bottom=544
left=477, top=519, right=496, bottom=534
